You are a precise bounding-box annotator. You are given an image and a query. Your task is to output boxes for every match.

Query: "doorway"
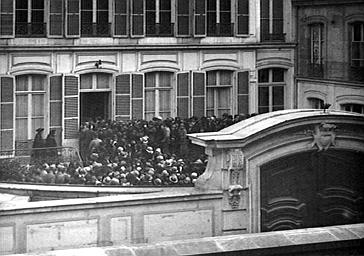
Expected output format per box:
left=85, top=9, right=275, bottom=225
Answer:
left=80, top=92, right=110, bottom=123
left=260, top=149, right=364, bottom=231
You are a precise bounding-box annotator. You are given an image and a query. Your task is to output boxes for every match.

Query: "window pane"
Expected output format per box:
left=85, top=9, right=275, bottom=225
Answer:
left=16, top=76, right=28, bottom=91
left=353, top=23, right=362, bottom=41
left=220, top=71, right=232, bottom=85
left=207, top=71, right=217, bottom=86
left=272, top=68, right=284, bottom=82
left=32, top=75, right=45, bottom=91
left=220, top=0, right=231, bottom=11
left=207, top=0, right=216, bottom=11
left=146, top=0, right=156, bottom=10
left=217, top=87, right=230, bottom=115
left=272, top=0, right=283, bottom=19
left=16, top=119, right=28, bottom=140
left=80, top=74, right=92, bottom=89
left=115, top=0, right=127, bottom=13
left=81, top=0, right=92, bottom=9
left=32, top=94, right=44, bottom=116
left=16, top=95, right=28, bottom=117
left=16, top=10, right=27, bottom=22
left=260, top=0, right=269, bottom=18
left=258, top=69, right=269, bottom=83
left=97, top=0, right=108, bottom=9
left=160, top=0, right=171, bottom=10
left=159, top=90, right=171, bottom=111
left=178, top=0, right=189, bottom=14
left=32, top=0, right=44, bottom=9
left=145, top=73, right=156, bottom=88
left=97, top=11, right=109, bottom=24
left=32, top=117, right=44, bottom=134
left=16, top=0, right=28, bottom=9
left=238, top=0, right=249, bottom=14
left=145, top=90, right=155, bottom=113
left=258, top=86, right=269, bottom=107
left=178, top=16, right=189, bottom=35
left=159, top=72, right=172, bottom=87
left=207, top=88, right=214, bottom=109
left=97, top=73, right=110, bottom=89
left=272, top=86, right=284, bottom=106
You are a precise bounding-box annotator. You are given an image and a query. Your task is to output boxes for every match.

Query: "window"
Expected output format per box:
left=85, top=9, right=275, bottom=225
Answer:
left=307, top=97, right=324, bottom=109
left=145, top=72, right=173, bottom=120
left=146, top=0, right=172, bottom=36
left=80, top=73, right=111, bottom=90
left=260, top=0, right=284, bottom=41
left=176, top=0, right=190, bottom=36
left=0, top=0, right=14, bottom=37
left=81, top=0, right=110, bottom=36
left=208, top=0, right=232, bottom=36
left=351, top=22, right=364, bottom=67
left=16, top=0, right=45, bottom=37
left=237, top=0, right=249, bottom=35
left=15, top=75, right=46, bottom=146
left=114, top=0, right=128, bottom=36
left=341, top=104, right=364, bottom=114
left=194, top=0, right=233, bottom=36
left=309, top=23, right=324, bottom=77
left=258, top=68, right=285, bottom=113
left=206, top=70, right=232, bottom=117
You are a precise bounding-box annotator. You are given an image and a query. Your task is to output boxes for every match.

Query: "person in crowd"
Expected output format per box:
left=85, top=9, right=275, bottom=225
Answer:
left=31, top=128, right=45, bottom=164
left=45, top=130, right=58, bottom=163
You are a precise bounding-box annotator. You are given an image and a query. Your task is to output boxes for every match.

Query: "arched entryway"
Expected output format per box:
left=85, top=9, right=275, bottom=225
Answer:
left=261, top=149, right=364, bottom=231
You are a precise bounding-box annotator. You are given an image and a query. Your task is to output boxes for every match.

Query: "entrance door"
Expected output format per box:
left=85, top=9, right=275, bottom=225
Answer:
left=80, top=92, right=110, bottom=123
left=261, top=150, right=364, bottom=232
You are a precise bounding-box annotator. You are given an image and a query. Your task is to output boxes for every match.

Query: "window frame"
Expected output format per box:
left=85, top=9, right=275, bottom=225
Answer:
left=80, top=0, right=111, bottom=37
left=206, top=70, right=233, bottom=117
left=144, top=71, right=174, bottom=120
left=341, top=103, right=364, bottom=114
left=258, top=68, right=285, bottom=113
left=0, top=0, right=15, bottom=38
left=79, top=72, right=112, bottom=92
left=260, top=0, right=284, bottom=42
left=15, top=0, right=46, bottom=37
left=113, top=0, right=129, bottom=37
left=15, top=74, right=47, bottom=142
left=350, top=21, right=364, bottom=67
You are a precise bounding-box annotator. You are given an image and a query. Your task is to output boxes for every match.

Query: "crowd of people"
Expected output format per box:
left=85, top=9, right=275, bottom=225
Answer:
left=1, top=114, right=253, bottom=186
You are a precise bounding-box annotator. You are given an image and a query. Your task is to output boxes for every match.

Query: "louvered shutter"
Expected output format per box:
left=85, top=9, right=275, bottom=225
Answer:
left=63, top=75, right=79, bottom=140
left=50, top=75, right=63, bottom=145
left=0, top=0, right=14, bottom=37
left=237, top=0, right=249, bottom=35
left=177, top=72, right=190, bottom=118
left=192, top=71, right=205, bottom=117
left=0, top=76, right=14, bottom=151
left=131, top=0, right=144, bottom=37
left=237, top=71, right=249, bottom=114
left=66, top=0, right=80, bottom=37
left=176, top=0, right=190, bottom=36
left=115, top=74, right=131, bottom=120
left=194, top=0, right=206, bottom=37
left=49, top=0, right=63, bottom=37
left=131, top=74, right=144, bottom=120
left=114, top=0, right=128, bottom=36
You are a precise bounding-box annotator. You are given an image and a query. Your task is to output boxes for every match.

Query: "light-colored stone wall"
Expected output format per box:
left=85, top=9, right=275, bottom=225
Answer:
left=0, top=190, right=222, bottom=255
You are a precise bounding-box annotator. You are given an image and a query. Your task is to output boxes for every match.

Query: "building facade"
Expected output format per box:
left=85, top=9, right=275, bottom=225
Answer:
left=0, top=0, right=295, bottom=150
left=293, top=0, right=364, bottom=112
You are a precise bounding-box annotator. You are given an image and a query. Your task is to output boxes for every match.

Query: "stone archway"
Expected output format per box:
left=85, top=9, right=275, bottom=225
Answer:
left=188, top=109, right=364, bottom=235
left=260, top=149, right=364, bottom=232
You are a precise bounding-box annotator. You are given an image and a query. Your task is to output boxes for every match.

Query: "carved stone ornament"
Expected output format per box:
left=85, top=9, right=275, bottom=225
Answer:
left=228, top=184, right=244, bottom=209
left=310, top=122, right=337, bottom=151
left=227, top=149, right=244, bottom=169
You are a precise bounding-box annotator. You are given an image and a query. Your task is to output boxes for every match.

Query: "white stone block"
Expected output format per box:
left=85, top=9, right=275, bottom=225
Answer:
left=110, top=216, right=132, bottom=245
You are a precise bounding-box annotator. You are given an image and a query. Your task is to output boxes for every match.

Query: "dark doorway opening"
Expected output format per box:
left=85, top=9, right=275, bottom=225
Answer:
left=261, top=149, right=364, bottom=232
left=80, top=92, right=110, bottom=123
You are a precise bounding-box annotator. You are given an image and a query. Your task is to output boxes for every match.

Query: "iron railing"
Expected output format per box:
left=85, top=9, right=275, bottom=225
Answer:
left=15, top=22, right=46, bottom=37
left=297, top=60, right=364, bottom=82
left=0, top=147, right=82, bottom=166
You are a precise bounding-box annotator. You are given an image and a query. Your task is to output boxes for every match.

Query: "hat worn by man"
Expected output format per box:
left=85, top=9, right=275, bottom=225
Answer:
left=36, top=128, right=44, bottom=132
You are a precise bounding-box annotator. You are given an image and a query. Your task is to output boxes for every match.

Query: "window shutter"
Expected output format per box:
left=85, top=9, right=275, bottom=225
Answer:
left=66, top=0, right=80, bottom=37
left=192, top=71, right=205, bottom=117
left=131, top=0, right=144, bottom=37
left=177, top=72, right=190, bottom=118
left=0, top=76, right=14, bottom=151
left=115, top=74, right=131, bottom=120
left=176, top=0, right=189, bottom=36
left=237, top=71, right=249, bottom=114
left=50, top=75, right=63, bottom=145
left=114, top=0, right=128, bottom=36
left=0, top=0, right=14, bottom=37
left=63, top=75, right=79, bottom=140
left=194, top=0, right=206, bottom=37
left=237, top=0, right=249, bottom=35
left=49, top=0, right=63, bottom=37
left=131, top=74, right=144, bottom=120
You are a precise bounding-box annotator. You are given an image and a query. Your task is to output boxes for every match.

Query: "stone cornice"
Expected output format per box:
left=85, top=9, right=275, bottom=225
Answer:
left=0, top=43, right=297, bottom=52
left=292, top=0, right=364, bottom=6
